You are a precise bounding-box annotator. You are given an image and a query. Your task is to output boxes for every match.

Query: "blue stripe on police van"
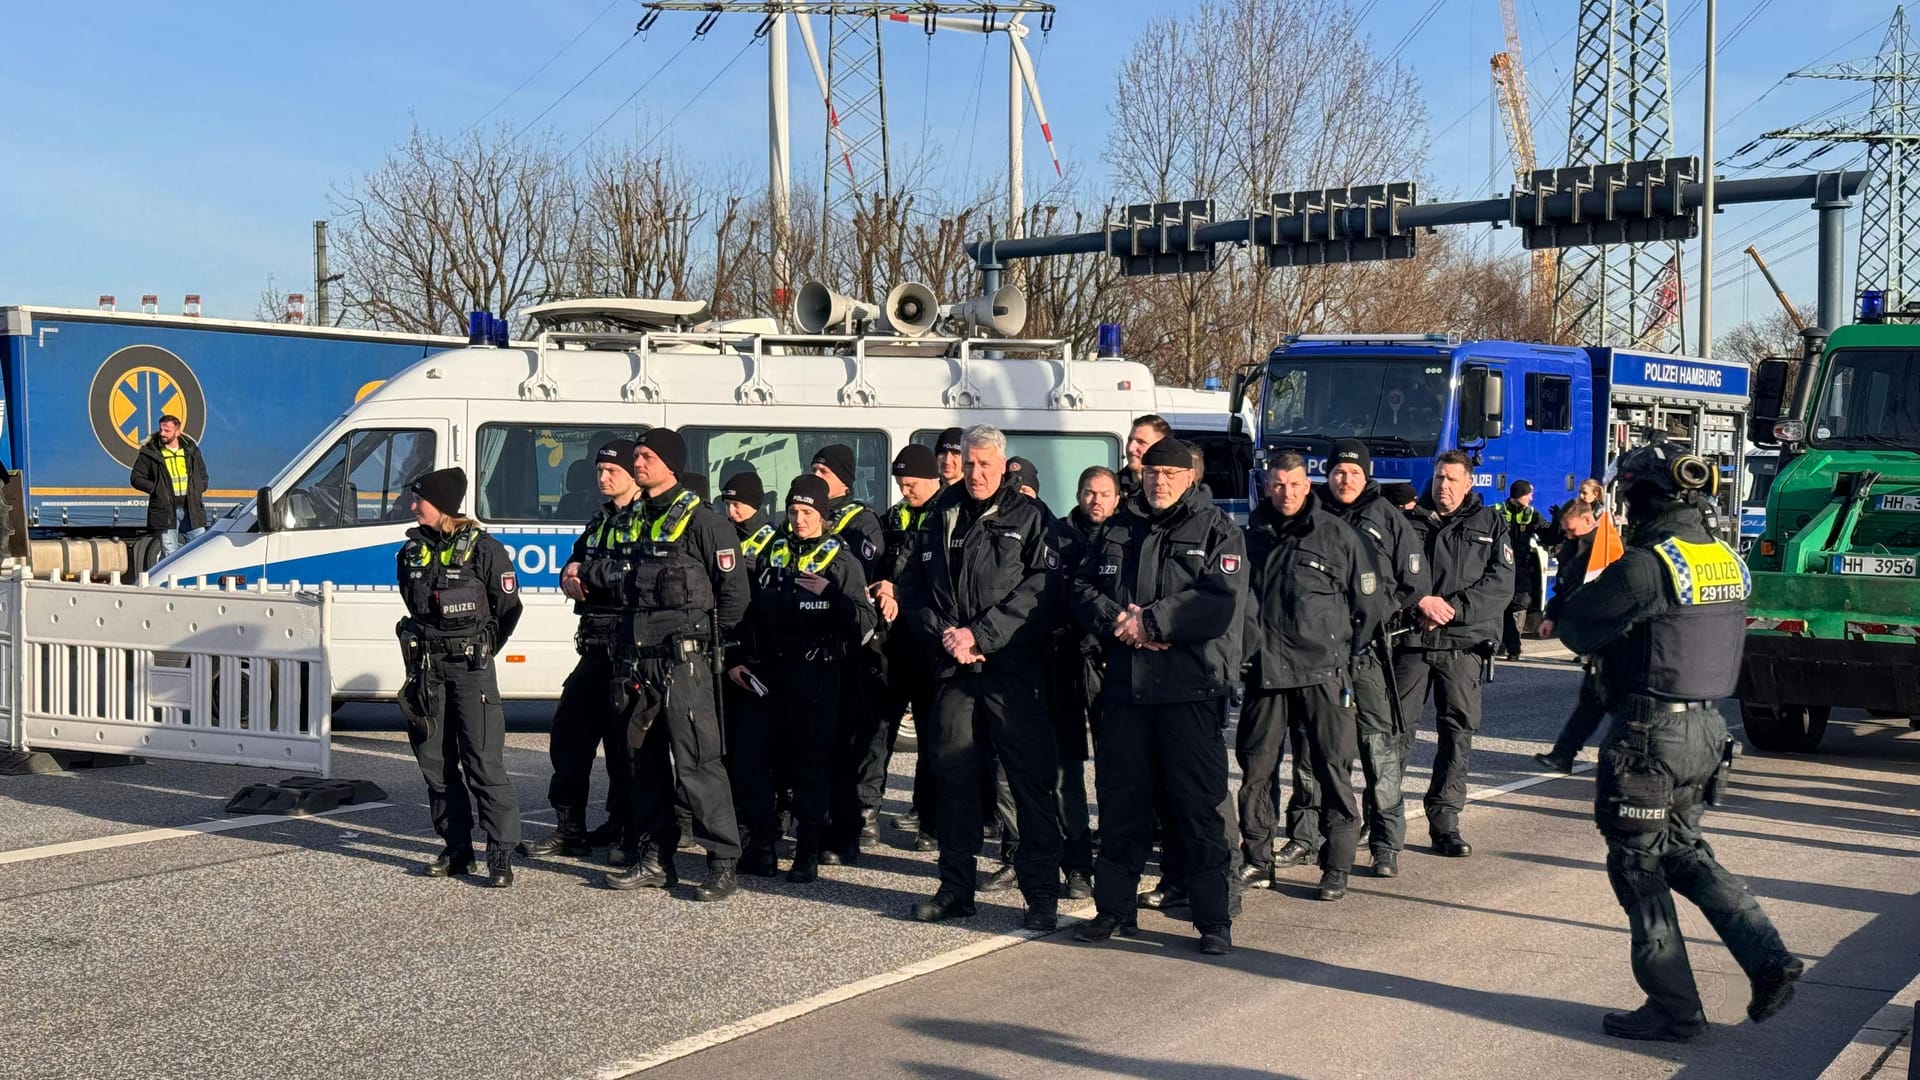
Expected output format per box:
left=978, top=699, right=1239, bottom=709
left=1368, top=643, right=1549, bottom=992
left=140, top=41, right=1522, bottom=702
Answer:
left=173, top=530, right=579, bottom=588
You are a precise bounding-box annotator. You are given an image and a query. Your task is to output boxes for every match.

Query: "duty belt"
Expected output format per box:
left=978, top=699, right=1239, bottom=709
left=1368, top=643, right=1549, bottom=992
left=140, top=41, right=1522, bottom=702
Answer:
left=424, top=637, right=487, bottom=659
left=627, top=638, right=708, bottom=662
left=1628, top=694, right=1716, bottom=714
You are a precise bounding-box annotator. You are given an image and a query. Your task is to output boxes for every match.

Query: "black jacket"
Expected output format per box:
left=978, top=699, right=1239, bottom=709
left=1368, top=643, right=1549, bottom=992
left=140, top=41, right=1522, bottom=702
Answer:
left=877, top=496, right=935, bottom=585
left=129, top=433, right=209, bottom=531
left=1241, top=493, right=1383, bottom=690
left=1402, top=491, right=1515, bottom=650
left=1072, top=486, right=1247, bottom=705
left=731, top=509, right=777, bottom=578
left=826, top=493, right=886, bottom=581
left=898, top=480, right=1054, bottom=680
left=743, top=529, right=878, bottom=662
left=1542, top=530, right=1595, bottom=623
left=1323, top=481, right=1428, bottom=622
left=396, top=524, right=523, bottom=648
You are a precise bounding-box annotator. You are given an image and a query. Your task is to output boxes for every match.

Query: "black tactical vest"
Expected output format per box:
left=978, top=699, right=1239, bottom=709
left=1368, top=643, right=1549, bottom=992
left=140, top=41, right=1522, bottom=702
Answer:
left=757, top=534, right=848, bottom=651
left=401, top=526, right=487, bottom=638
left=620, top=490, right=715, bottom=645
left=1629, top=536, right=1749, bottom=700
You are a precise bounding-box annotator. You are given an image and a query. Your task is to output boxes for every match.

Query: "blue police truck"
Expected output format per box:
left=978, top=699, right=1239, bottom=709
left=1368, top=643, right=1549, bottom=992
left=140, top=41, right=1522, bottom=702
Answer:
left=1228, top=333, right=1750, bottom=535
left=1, top=305, right=468, bottom=572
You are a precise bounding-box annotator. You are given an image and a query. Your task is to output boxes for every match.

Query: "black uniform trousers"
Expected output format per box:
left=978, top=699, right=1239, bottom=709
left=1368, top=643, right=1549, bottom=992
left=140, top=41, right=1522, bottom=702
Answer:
left=1046, top=649, right=1095, bottom=875
left=927, top=669, right=1061, bottom=903
left=1503, top=565, right=1541, bottom=657
left=1237, top=684, right=1361, bottom=874
left=629, top=655, right=742, bottom=862
left=1597, top=701, right=1794, bottom=1020
left=1545, top=663, right=1609, bottom=764
left=881, top=656, right=940, bottom=832
left=547, top=646, right=634, bottom=839
left=408, top=656, right=521, bottom=849
left=1393, top=647, right=1483, bottom=839
left=1095, top=698, right=1234, bottom=931
left=725, top=678, right=779, bottom=851
left=768, top=655, right=840, bottom=829
left=1352, top=650, right=1409, bottom=855
left=830, top=651, right=889, bottom=848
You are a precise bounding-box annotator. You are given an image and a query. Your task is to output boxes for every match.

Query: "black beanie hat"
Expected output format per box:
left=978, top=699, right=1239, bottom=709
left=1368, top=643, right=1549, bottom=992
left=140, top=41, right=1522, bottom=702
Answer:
left=1331, top=438, right=1372, bottom=477
left=891, top=444, right=939, bottom=480
left=1007, top=456, right=1041, bottom=492
left=936, top=427, right=966, bottom=455
left=1140, top=438, right=1192, bottom=469
left=1385, top=482, right=1420, bottom=506
left=1510, top=479, right=1534, bottom=499
left=721, top=470, right=764, bottom=507
left=787, top=474, right=831, bottom=510
left=637, top=427, right=687, bottom=475
left=410, top=467, right=468, bottom=516
left=682, top=474, right=709, bottom=503
left=595, top=439, right=638, bottom=478
left=812, top=443, right=857, bottom=488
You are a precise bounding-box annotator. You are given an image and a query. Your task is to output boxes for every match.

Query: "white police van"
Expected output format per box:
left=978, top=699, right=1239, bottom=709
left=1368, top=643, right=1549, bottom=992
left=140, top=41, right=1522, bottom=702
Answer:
left=155, top=295, right=1208, bottom=701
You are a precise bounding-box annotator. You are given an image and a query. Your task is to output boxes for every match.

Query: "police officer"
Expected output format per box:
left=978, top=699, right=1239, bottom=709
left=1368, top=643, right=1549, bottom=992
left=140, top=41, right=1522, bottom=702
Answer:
left=730, top=474, right=879, bottom=883
left=720, top=469, right=780, bottom=874
left=602, top=428, right=750, bottom=901
left=873, top=444, right=944, bottom=850
left=395, top=467, right=523, bottom=887
left=1236, top=453, right=1380, bottom=901
left=536, top=440, right=645, bottom=863
left=808, top=443, right=891, bottom=862
left=1498, top=480, right=1549, bottom=660
left=934, top=427, right=966, bottom=488
left=1320, top=439, right=1427, bottom=878
left=1007, top=457, right=1042, bottom=501
left=1042, top=464, right=1118, bottom=901
left=1559, top=443, right=1801, bottom=1041
left=1071, top=438, right=1246, bottom=956
left=1117, top=414, right=1170, bottom=500
left=1394, top=450, right=1514, bottom=858
left=897, top=425, right=1061, bottom=930
left=1533, top=497, right=1608, bottom=773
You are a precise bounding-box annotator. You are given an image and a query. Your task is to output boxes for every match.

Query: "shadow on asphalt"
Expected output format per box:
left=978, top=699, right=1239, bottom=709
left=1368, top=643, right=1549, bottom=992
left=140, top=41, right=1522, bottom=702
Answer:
left=894, top=1016, right=1305, bottom=1080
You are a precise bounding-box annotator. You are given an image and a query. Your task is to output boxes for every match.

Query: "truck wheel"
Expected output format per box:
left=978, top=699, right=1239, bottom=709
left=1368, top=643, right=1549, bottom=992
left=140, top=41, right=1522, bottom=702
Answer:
left=1740, top=702, right=1829, bottom=753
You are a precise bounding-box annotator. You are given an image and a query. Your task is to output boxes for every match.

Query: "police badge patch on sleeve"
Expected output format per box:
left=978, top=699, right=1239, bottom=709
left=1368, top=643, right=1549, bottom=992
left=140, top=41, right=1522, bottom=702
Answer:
left=1219, top=554, right=1242, bottom=575
left=1045, top=548, right=1061, bottom=570
left=500, top=572, right=517, bottom=594
left=1409, top=552, right=1421, bottom=574
left=1360, top=572, right=1378, bottom=595
left=862, top=539, right=876, bottom=561
left=717, top=549, right=737, bottom=573
left=1500, top=541, right=1513, bottom=566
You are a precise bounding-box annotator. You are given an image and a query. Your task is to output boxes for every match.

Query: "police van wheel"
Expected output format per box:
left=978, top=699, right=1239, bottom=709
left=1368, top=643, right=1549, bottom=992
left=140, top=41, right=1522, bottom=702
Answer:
left=1740, top=702, right=1829, bottom=754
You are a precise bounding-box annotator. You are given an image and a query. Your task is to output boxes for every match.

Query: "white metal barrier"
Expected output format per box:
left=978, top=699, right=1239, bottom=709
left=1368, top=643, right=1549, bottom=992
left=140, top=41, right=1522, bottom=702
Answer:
left=0, top=571, right=334, bottom=775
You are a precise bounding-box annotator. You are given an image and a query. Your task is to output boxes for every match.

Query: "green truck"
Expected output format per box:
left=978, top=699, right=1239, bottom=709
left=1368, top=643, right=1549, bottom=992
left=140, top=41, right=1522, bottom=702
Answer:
left=1738, top=308, right=1920, bottom=752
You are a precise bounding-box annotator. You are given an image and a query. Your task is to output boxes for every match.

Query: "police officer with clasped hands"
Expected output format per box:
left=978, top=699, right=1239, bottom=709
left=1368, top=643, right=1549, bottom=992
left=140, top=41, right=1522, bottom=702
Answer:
left=395, top=467, right=523, bottom=887
left=1558, top=443, right=1801, bottom=1043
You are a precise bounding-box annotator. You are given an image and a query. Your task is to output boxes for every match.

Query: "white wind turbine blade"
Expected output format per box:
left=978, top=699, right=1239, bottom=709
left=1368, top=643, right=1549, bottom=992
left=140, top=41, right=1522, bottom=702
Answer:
left=1009, top=31, right=1061, bottom=177
left=794, top=10, right=857, bottom=181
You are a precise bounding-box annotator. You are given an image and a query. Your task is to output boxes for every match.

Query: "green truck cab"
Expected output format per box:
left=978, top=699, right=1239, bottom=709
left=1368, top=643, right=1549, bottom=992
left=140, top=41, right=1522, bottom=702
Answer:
left=1738, top=315, right=1920, bottom=752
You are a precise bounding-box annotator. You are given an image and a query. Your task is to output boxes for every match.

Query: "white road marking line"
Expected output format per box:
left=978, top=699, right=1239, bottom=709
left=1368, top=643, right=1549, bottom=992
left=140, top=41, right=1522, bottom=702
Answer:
left=592, top=766, right=1595, bottom=1078
left=0, top=802, right=392, bottom=866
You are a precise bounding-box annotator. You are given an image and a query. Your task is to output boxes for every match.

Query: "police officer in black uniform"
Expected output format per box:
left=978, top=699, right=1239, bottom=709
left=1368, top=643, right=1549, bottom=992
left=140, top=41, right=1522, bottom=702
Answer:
left=536, top=440, right=645, bottom=863
left=897, top=425, right=1061, bottom=930
left=396, top=467, right=524, bottom=887
left=1236, top=452, right=1382, bottom=901
left=808, top=443, right=891, bottom=863
left=1498, top=479, right=1550, bottom=660
left=1559, top=443, right=1802, bottom=1042
left=934, top=427, right=966, bottom=489
left=1042, top=465, right=1118, bottom=901
left=1320, top=439, right=1427, bottom=878
left=1394, top=449, right=1514, bottom=857
left=719, top=469, right=781, bottom=874
left=1071, top=438, right=1247, bottom=956
left=730, top=474, right=879, bottom=883
left=873, top=444, right=944, bottom=850
left=1117, top=414, right=1170, bottom=501
left=602, top=428, right=750, bottom=901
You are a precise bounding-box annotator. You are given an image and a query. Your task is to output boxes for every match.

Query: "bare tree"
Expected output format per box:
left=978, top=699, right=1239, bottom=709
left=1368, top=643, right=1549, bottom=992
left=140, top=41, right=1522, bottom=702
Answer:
left=330, top=125, right=574, bottom=335
left=1717, top=304, right=1810, bottom=367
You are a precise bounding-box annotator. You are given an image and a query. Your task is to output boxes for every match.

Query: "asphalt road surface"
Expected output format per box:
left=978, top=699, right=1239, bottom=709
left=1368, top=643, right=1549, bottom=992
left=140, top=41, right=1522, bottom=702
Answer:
left=3, top=651, right=1917, bottom=1080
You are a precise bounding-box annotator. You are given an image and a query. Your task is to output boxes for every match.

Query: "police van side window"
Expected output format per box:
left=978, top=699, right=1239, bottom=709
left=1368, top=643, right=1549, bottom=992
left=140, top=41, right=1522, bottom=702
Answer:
left=475, top=424, right=646, bottom=524
left=912, top=429, right=1118, bottom=514
left=684, top=427, right=891, bottom=512
left=1525, top=373, right=1574, bottom=432
left=278, top=428, right=436, bottom=530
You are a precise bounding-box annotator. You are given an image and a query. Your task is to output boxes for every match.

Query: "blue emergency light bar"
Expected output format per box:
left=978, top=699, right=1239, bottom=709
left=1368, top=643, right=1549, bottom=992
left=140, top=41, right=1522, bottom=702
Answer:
left=1860, top=289, right=1887, bottom=323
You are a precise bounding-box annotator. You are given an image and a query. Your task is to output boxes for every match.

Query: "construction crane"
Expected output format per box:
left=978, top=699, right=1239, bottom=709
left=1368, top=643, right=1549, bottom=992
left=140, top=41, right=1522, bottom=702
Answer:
left=1744, top=245, right=1809, bottom=331
left=1490, top=0, right=1551, bottom=320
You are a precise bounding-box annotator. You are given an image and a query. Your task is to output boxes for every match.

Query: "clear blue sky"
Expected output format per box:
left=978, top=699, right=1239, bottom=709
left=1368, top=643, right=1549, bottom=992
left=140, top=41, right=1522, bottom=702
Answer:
left=0, top=0, right=1897, bottom=342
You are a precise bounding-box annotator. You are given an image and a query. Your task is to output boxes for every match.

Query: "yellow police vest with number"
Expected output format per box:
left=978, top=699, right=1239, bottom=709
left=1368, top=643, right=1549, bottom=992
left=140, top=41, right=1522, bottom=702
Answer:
left=767, top=536, right=844, bottom=574
left=1652, top=537, right=1751, bottom=606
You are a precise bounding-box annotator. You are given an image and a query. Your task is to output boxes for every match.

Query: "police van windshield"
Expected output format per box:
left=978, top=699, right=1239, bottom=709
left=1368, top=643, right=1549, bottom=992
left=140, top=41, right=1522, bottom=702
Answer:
left=1262, top=355, right=1451, bottom=456
left=1741, top=453, right=1778, bottom=508
left=1812, top=349, right=1920, bottom=450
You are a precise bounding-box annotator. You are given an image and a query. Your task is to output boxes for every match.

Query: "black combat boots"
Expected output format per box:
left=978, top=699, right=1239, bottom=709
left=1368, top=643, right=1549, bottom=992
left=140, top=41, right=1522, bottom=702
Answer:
left=424, top=846, right=475, bottom=877
left=605, top=847, right=678, bottom=891
left=694, top=859, right=739, bottom=902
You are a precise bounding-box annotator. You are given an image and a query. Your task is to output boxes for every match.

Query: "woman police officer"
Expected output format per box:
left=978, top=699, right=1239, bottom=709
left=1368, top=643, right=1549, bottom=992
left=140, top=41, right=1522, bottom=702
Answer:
left=728, top=474, right=879, bottom=883
left=395, top=467, right=525, bottom=887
